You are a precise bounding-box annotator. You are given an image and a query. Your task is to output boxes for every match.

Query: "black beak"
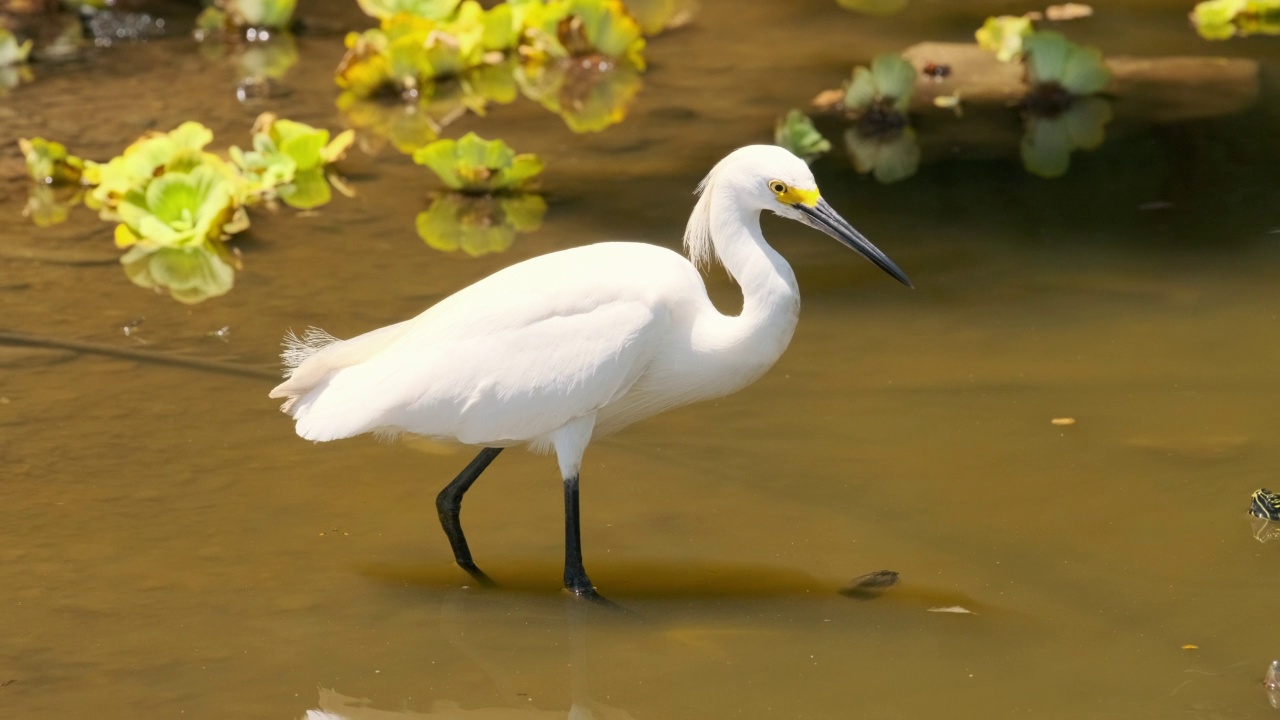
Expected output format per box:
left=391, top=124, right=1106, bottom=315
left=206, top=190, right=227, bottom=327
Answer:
left=797, top=198, right=912, bottom=287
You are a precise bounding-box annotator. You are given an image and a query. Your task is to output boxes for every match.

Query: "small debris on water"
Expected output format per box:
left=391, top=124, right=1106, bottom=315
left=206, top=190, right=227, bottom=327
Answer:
left=1044, top=3, right=1094, bottom=21
left=1139, top=200, right=1175, bottom=211
left=922, top=62, right=951, bottom=80
left=810, top=88, right=845, bottom=109
left=1051, top=417, right=1076, bottom=426
left=839, top=570, right=899, bottom=599
left=1181, top=644, right=1199, bottom=650
left=927, top=605, right=975, bottom=615
left=933, top=92, right=963, bottom=117
left=121, top=317, right=145, bottom=337
left=208, top=326, right=231, bottom=342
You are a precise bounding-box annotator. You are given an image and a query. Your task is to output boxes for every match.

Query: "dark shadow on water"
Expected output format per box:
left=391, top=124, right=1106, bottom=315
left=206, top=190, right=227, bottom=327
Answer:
left=358, top=558, right=991, bottom=611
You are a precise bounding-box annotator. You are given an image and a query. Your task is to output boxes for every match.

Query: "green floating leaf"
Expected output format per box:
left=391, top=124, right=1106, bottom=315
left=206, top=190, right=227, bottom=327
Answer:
left=279, top=168, right=333, bottom=209
left=86, top=122, right=225, bottom=216
left=1190, top=0, right=1280, bottom=38
left=121, top=241, right=237, bottom=305
left=413, top=132, right=544, bottom=192
left=1023, top=31, right=1110, bottom=96
left=356, top=0, right=462, bottom=21
left=0, top=29, right=33, bottom=67
left=843, top=54, right=915, bottom=115
left=774, top=110, right=831, bottom=164
left=1021, top=96, right=1112, bottom=179
left=520, top=0, right=646, bottom=69
left=115, top=164, right=249, bottom=250
left=18, top=137, right=84, bottom=185
left=975, top=15, right=1033, bottom=63
left=415, top=192, right=546, bottom=257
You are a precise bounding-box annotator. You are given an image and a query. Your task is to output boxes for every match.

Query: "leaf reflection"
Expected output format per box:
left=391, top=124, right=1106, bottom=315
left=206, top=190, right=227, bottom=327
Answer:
left=516, top=56, right=643, bottom=133
left=415, top=192, right=546, bottom=257
left=843, top=125, right=919, bottom=184
left=23, top=184, right=84, bottom=228
left=1020, top=95, right=1111, bottom=179
left=120, top=240, right=239, bottom=305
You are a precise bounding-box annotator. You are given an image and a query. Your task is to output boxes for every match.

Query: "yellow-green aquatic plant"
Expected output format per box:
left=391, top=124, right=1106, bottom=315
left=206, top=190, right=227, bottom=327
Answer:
left=620, top=0, right=698, bottom=34
left=356, top=0, right=462, bottom=21
left=1021, top=96, right=1111, bottom=178
left=515, top=56, right=642, bottom=133
left=416, top=192, right=546, bottom=256
left=844, top=53, right=915, bottom=116
left=230, top=113, right=354, bottom=208
left=1190, top=0, right=1280, bottom=39
left=774, top=110, right=830, bottom=164
left=413, top=132, right=544, bottom=193
left=113, top=164, right=250, bottom=250
left=19, top=137, right=84, bottom=184
left=1022, top=31, right=1110, bottom=96
left=197, top=0, right=297, bottom=30
left=0, top=29, right=33, bottom=65
left=518, top=0, right=646, bottom=69
left=975, top=15, right=1034, bottom=62
left=336, top=3, right=515, bottom=98
left=85, top=122, right=235, bottom=216
left=121, top=241, right=238, bottom=305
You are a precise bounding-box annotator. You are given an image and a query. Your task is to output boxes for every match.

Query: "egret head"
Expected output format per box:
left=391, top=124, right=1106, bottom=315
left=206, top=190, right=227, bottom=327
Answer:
left=686, top=145, right=912, bottom=287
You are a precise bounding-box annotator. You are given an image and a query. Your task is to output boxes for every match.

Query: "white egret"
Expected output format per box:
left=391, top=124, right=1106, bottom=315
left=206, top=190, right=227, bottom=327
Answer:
left=270, top=145, right=910, bottom=599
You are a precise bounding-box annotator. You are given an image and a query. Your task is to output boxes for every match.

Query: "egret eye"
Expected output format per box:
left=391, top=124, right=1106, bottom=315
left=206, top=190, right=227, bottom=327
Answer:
left=769, top=180, right=787, bottom=195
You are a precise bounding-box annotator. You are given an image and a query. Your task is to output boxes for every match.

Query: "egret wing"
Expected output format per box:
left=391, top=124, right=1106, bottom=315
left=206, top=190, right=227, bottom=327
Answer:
left=289, top=298, right=667, bottom=445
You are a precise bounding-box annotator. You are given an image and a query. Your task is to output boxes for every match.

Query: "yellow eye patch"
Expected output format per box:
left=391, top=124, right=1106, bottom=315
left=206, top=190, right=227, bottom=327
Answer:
left=769, top=181, right=820, bottom=208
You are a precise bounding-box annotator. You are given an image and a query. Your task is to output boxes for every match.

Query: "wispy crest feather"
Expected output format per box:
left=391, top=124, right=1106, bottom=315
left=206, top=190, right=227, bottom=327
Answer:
left=281, top=326, right=340, bottom=377
left=683, top=169, right=719, bottom=272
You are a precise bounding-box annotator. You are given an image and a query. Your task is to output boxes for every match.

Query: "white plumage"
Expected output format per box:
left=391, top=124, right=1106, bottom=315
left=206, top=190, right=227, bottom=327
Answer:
left=270, top=145, right=910, bottom=597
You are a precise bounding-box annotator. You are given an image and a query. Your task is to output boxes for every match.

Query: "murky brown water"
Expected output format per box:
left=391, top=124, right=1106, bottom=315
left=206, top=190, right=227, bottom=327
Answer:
left=4, top=1, right=1280, bottom=718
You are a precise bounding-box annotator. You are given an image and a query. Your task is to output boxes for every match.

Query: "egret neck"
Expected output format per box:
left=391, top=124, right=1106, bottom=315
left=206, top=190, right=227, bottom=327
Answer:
left=695, top=182, right=801, bottom=385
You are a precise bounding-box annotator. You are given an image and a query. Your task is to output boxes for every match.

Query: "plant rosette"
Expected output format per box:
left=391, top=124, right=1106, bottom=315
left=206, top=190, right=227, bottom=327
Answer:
left=517, top=0, right=646, bottom=70
left=230, top=114, right=354, bottom=207
left=114, top=164, right=250, bottom=251
left=19, top=137, right=85, bottom=185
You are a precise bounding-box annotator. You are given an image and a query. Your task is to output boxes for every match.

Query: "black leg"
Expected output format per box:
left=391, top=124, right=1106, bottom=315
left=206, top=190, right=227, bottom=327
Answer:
left=563, top=474, right=598, bottom=598
left=436, top=447, right=503, bottom=585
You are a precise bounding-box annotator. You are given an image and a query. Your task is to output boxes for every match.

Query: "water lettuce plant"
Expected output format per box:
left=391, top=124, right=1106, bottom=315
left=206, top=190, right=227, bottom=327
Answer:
left=621, top=0, right=698, bottom=34
left=230, top=113, right=354, bottom=208
left=85, top=122, right=232, bottom=216
left=975, top=15, right=1034, bottom=62
left=357, top=0, right=462, bottom=20
left=113, top=164, right=250, bottom=250
left=0, top=29, right=33, bottom=65
left=19, top=137, right=84, bottom=185
left=336, top=2, right=516, bottom=98
left=1191, top=0, right=1280, bottom=39
left=517, top=0, right=646, bottom=69
left=415, top=192, right=546, bottom=256
left=844, top=53, right=915, bottom=117
left=774, top=110, right=830, bottom=164
left=1022, top=31, right=1110, bottom=97
left=121, top=241, right=238, bottom=305
left=412, top=132, right=544, bottom=192
left=197, top=0, right=297, bottom=31
left=1016, top=32, right=1112, bottom=178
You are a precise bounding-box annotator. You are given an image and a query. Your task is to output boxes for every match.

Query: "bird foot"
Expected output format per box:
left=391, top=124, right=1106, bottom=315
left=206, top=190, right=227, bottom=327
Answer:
left=457, top=561, right=496, bottom=588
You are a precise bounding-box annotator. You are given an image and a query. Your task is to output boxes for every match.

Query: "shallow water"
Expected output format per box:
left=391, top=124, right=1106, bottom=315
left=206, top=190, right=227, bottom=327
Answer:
left=3, top=1, right=1280, bottom=718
